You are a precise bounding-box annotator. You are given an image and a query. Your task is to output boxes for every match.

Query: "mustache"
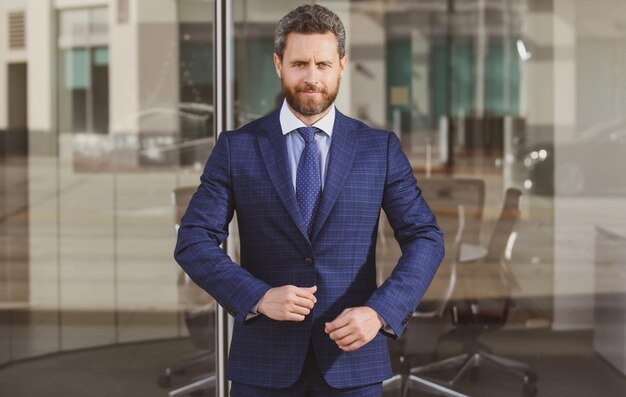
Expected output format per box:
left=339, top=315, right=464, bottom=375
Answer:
left=296, top=84, right=324, bottom=93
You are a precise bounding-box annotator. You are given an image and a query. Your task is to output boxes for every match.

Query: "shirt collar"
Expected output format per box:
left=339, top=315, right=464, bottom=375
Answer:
left=279, top=99, right=335, bottom=137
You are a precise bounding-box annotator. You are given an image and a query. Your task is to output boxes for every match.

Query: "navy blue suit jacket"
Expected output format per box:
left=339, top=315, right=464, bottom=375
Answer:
left=174, top=107, right=444, bottom=389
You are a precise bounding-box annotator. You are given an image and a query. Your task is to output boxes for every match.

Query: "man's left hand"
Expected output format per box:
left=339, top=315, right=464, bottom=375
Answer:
left=324, top=306, right=383, bottom=352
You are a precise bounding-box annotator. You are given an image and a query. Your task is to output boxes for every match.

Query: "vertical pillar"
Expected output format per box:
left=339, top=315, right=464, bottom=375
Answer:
left=349, top=3, right=385, bottom=127
left=26, top=0, right=53, bottom=134
left=25, top=0, right=62, bottom=359
left=0, top=0, right=9, bottom=368
left=552, top=0, right=586, bottom=331
left=411, top=23, right=430, bottom=150
left=475, top=0, right=487, bottom=117
left=215, top=2, right=233, bottom=395
left=110, top=0, right=139, bottom=137
left=0, top=4, right=6, bottom=131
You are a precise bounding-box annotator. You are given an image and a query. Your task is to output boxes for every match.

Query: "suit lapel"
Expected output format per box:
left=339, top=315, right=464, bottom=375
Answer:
left=310, top=110, right=359, bottom=241
left=257, top=109, right=309, bottom=239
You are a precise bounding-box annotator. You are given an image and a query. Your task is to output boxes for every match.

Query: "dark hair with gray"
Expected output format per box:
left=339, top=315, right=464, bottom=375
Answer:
left=274, top=4, right=346, bottom=60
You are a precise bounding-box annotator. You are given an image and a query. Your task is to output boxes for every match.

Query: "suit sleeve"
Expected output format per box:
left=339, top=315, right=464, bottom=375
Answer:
left=174, top=132, right=272, bottom=324
left=365, top=132, right=445, bottom=338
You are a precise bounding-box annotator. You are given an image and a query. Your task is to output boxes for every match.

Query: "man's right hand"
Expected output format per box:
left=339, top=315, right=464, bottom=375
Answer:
left=257, top=285, right=317, bottom=321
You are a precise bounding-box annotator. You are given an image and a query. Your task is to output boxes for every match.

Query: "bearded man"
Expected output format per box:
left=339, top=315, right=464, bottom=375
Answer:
left=175, top=4, right=444, bottom=396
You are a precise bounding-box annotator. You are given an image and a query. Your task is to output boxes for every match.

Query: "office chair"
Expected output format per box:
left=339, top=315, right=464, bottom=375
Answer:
left=407, top=188, right=537, bottom=397
left=157, top=186, right=216, bottom=396
left=383, top=205, right=469, bottom=397
left=418, top=178, right=486, bottom=247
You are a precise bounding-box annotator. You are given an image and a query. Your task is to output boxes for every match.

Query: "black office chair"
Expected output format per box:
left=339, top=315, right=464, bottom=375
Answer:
left=408, top=188, right=537, bottom=397
left=158, top=186, right=216, bottom=396
left=383, top=205, right=469, bottom=397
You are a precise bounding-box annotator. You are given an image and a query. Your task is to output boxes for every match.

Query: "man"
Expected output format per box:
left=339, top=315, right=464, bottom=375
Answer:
left=175, top=4, right=444, bottom=396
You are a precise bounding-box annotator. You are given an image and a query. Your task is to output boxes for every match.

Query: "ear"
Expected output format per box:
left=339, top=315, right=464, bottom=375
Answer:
left=338, top=54, right=348, bottom=78
left=273, top=53, right=282, bottom=79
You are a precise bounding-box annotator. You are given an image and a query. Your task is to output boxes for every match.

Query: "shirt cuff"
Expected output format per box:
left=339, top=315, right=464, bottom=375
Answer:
left=246, top=299, right=261, bottom=320
left=377, top=314, right=395, bottom=335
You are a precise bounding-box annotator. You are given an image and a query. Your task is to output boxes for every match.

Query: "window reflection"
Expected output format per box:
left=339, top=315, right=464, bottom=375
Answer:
left=58, top=7, right=109, bottom=135
left=1, top=0, right=626, bottom=396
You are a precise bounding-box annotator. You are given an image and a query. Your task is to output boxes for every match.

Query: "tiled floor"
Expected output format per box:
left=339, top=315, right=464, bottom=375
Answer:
left=0, top=329, right=625, bottom=396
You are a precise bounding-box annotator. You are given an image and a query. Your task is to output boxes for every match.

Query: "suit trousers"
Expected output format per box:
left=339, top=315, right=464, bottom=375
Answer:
left=230, top=341, right=383, bottom=397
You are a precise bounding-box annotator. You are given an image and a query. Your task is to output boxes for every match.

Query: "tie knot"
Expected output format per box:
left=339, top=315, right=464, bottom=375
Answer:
left=298, top=127, right=318, bottom=144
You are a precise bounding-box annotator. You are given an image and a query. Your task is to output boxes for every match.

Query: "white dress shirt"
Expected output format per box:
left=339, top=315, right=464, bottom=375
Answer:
left=280, top=99, right=335, bottom=191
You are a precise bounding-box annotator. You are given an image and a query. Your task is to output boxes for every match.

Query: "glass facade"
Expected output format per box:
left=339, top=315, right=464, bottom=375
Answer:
left=1, top=0, right=626, bottom=396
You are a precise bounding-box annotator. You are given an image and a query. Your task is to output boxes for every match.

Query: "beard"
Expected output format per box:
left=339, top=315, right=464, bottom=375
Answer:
left=282, top=79, right=339, bottom=116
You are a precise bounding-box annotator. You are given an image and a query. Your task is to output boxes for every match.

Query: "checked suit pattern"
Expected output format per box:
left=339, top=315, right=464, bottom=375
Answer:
left=174, top=107, right=445, bottom=389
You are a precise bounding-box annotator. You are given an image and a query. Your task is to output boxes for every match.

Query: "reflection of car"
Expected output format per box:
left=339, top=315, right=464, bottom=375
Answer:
left=72, top=102, right=267, bottom=171
left=523, top=121, right=626, bottom=195
left=71, top=103, right=215, bottom=171
left=139, top=103, right=215, bottom=167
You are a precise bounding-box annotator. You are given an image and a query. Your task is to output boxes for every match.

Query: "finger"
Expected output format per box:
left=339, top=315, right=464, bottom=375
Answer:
left=285, top=312, right=306, bottom=321
left=338, top=339, right=363, bottom=352
left=292, top=296, right=315, bottom=310
left=289, top=303, right=311, bottom=316
left=295, top=286, right=317, bottom=303
left=328, top=324, right=352, bottom=341
left=336, top=334, right=359, bottom=348
left=325, top=311, right=351, bottom=333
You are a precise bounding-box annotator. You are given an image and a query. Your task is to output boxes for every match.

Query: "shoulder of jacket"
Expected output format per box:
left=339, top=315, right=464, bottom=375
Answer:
left=219, top=119, right=264, bottom=140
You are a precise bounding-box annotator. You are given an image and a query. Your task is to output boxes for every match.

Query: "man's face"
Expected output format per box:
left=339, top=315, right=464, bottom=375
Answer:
left=274, top=32, right=347, bottom=116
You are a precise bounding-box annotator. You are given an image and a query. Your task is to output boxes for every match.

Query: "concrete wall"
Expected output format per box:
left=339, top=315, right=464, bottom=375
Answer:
left=552, top=0, right=626, bottom=330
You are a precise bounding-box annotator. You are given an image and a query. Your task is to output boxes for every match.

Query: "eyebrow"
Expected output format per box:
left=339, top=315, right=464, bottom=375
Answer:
left=290, top=59, right=334, bottom=65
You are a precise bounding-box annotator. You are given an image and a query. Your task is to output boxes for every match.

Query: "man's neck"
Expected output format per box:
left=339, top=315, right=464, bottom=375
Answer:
left=287, top=102, right=333, bottom=126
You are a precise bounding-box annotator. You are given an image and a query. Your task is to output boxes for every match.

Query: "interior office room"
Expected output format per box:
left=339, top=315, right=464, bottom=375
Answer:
left=0, top=0, right=625, bottom=396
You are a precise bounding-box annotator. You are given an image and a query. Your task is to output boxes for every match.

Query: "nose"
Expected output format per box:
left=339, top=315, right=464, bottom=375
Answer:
left=303, top=63, right=319, bottom=86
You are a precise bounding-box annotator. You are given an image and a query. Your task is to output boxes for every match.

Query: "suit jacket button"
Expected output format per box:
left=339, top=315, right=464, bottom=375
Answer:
left=304, top=257, right=314, bottom=265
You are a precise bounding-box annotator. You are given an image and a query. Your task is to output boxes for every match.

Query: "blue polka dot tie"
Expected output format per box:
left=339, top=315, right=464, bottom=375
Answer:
left=296, top=127, right=322, bottom=238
